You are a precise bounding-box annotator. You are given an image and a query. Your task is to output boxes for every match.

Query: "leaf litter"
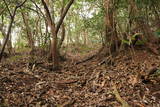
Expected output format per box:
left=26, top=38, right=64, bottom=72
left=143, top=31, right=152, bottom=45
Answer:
left=0, top=50, right=160, bottom=107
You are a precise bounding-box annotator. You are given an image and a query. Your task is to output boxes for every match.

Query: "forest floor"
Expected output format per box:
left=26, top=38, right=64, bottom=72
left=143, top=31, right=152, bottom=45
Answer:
left=0, top=48, right=160, bottom=107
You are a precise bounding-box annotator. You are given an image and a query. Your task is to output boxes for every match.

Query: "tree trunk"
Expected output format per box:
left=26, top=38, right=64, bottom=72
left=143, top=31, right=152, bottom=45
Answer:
left=0, top=0, right=27, bottom=61
left=44, top=20, right=49, bottom=46
left=7, top=37, right=12, bottom=54
left=58, top=0, right=66, bottom=49
left=21, top=12, right=35, bottom=49
left=0, top=21, right=12, bottom=54
left=0, top=8, right=17, bottom=61
left=42, top=0, right=74, bottom=69
left=58, top=23, right=65, bottom=50
left=41, top=0, right=58, bottom=68
left=102, top=0, right=119, bottom=56
left=83, top=30, right=88, bottom=45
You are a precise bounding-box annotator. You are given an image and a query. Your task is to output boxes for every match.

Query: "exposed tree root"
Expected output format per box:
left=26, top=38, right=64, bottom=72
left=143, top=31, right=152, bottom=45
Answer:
left=112, top=84, right=130, bottom=107
left=75, top=54, right=97, bottom=65
left=75, top=46, right=105, bottom=65
left=75, top=43, right=118, bottom=65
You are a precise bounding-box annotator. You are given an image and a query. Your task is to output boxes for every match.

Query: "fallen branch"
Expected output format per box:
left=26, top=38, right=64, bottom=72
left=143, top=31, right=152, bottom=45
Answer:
left=112, top=84, right=130, bottom=107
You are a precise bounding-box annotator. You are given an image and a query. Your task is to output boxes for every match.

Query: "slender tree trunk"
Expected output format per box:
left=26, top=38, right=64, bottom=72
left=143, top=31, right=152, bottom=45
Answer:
left=0, top=8, right=17, bottom=61
left=44, top=20, right=49, bottom=45
left=39, top=19, right=44, bottom=46
left=7, top=37, right=12, bottom=54
left=0, top=0, right=27, bottom=61
left=82, top=30, right=88, bottom=45
left=35, top=16, right=40, bottom=45
left=58, top=0, right=66, bottom=49
left=0, top=21, right=12, bottom=54
left=58, top=24, right=65, bottom=49
left=21, top=12, right=35, bottom=49
left=41, top=0, right=59, bottom=68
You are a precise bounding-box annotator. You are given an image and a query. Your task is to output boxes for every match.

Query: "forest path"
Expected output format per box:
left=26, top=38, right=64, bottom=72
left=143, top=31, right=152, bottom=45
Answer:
left=0, top=50, right=160, bottom=106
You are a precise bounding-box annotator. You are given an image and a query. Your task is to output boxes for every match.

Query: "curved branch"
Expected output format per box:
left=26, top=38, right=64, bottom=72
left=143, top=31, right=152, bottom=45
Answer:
left=56, top=0, right=75, bottom=34
left=41, top=0, right=53, bottom=24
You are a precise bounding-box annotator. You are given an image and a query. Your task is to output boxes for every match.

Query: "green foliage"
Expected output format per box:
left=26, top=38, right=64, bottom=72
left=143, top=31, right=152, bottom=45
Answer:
left=84, top=9, right=104, bottom=31
left=122, top=33, right=144, bottom=45
left=15, top=37, right=27, bottom=49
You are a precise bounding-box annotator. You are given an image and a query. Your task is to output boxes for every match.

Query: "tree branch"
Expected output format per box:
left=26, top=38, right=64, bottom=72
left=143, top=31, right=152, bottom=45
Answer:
left=41, top=0, right=53, bottom=24
left=56, top=0, right=75, bottom=34
left=16, top=0, right=27, bottom=8
left=30, top=0, right=46, bottom=19
left=22, top=6, right=38, bottom=13
left=0, top=8, right=6, bottom=16
left=2, top=0, right=12, bottom=17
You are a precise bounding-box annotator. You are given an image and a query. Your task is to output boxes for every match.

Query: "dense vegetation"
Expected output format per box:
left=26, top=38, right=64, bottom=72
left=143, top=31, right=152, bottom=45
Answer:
left=0, top=0, right=160, bottom=106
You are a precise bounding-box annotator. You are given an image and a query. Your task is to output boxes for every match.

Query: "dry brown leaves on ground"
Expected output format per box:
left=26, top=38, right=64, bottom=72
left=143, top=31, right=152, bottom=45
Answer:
left=0, top=50, right=160, bottom=107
